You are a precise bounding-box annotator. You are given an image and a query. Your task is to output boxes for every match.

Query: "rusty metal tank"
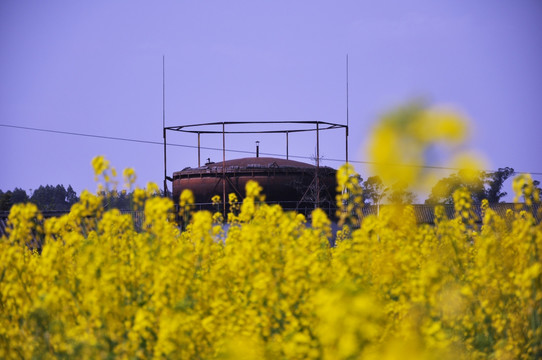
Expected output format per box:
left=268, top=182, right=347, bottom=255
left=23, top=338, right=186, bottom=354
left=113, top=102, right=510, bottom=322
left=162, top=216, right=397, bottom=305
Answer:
left=172, top=157, right=336, bottom=211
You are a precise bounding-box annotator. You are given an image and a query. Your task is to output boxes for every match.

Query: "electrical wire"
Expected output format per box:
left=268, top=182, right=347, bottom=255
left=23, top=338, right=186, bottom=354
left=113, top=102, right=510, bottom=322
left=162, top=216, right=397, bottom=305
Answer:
left=2, top=123, right=541, bottom=176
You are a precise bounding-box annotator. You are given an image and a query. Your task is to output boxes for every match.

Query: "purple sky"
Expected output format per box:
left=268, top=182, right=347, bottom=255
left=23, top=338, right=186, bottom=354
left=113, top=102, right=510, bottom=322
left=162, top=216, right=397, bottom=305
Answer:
left=1, top=1, right=541, bottom=201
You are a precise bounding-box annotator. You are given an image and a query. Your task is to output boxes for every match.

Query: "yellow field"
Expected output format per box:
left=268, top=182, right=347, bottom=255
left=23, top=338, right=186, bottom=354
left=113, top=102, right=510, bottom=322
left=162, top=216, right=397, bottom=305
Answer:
left=1, top=105, right=541, bottom=359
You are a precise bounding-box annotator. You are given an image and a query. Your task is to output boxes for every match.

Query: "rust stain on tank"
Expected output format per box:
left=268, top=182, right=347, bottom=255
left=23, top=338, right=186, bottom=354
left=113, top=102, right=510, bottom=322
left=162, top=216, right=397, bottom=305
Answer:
left=172, top=157, right=336, bottom=208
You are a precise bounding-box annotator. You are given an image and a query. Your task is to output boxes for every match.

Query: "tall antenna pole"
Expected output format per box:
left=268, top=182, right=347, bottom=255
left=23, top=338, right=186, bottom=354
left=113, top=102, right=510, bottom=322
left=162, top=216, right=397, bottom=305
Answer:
left=163, top=55, right=168, bottom=196
left=222, top=122, right=226, bottom=216
left=346, top=54, right=349, bottom=164
left=316, top=122, right=320, bottom=208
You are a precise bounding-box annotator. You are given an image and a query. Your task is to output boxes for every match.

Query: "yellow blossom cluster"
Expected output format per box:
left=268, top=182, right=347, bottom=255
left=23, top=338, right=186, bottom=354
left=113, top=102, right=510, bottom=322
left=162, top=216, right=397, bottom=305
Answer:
left=1, top=101, right=541, bottom=359
left=336, top=163, right=363, bottom=229
left=366, top=103, right=484, bottom=191
left=513, top=173, right=540, bottom=207
left=1, top=160, right=540, bottom=359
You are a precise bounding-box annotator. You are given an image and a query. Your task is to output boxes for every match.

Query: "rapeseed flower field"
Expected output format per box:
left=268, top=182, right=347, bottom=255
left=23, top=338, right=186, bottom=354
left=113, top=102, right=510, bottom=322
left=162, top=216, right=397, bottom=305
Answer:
left=1, top=105, right=541, bottom=359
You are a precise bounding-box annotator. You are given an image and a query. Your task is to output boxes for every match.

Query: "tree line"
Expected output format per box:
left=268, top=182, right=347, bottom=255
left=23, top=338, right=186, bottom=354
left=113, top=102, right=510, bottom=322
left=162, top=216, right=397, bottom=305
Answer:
left=1, top=167, right=538, bottom=212
left=355, top=167, right=540, bottom=206
left=0, top=185, right=134, bottom=212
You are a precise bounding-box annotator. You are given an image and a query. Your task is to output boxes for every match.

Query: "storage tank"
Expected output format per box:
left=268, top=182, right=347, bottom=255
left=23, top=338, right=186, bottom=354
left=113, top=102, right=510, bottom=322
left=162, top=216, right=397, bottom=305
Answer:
left=172, top=157, right=336, bottom=212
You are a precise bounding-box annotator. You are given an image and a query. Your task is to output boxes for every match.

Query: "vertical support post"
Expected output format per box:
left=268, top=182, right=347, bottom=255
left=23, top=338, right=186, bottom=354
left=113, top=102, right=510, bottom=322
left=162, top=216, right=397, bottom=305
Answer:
left=222, top=123, right=226, bottom=216
left=198, top=132, right=201, bottom=167
left=286, top=131, right=289, bottom=160
left=163, top=127, right=168, bottom=196
left=346, top=54, right=349, bottom=164
left=345, top=126, right=349, bottom=165
left=316, top=122, right=320, bottom=208
left=162, top=56, right=168, bottom=196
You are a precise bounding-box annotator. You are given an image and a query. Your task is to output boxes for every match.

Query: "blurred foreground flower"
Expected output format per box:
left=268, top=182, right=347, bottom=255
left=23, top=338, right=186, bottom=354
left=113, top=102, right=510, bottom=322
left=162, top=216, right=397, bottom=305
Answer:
left=1, top=108, right=540, bottom=360
left=366, top=103, right=485, bottom=191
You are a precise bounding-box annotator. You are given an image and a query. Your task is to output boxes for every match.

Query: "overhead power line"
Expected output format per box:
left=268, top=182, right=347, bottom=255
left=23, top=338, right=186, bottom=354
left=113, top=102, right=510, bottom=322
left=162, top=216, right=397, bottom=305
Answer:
left=2, top=123, right=541, bottom=176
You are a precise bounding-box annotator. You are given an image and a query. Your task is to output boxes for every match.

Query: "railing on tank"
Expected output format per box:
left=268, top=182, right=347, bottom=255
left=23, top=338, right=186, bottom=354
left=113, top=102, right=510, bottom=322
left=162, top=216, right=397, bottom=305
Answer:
left=163, top=121, right=350, bottom=216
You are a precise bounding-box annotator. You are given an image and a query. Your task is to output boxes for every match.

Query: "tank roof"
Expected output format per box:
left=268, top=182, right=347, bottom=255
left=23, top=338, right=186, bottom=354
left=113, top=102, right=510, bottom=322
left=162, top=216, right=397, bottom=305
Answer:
left=174, top=157, right=334, bottom=176
left=215, top=157, right=315, bottom=168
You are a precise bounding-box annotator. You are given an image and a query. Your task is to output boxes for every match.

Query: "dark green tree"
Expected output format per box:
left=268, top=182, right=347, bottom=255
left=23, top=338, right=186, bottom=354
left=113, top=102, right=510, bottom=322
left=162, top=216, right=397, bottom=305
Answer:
left=0, top=188, right=29, bottom=211
left=66, top=185, right=79, bottom=207
left=31, top=185, right=57, bottom=211
left=12, top=188, right=29, bottom=204
left=30, top=185, right=78, bottom=211
left=361, top=176, right=388, bottom=205
left=426, top=171, right=486, bottom=204
left=101, top=190, right=133, bottom=210
left=485, top=167, right=514, bottom=203
left=426, top=168, right=514, bottom=205
left=387, top=181, right=417, bottom=205
left=0, top=190, right=12, bottom=211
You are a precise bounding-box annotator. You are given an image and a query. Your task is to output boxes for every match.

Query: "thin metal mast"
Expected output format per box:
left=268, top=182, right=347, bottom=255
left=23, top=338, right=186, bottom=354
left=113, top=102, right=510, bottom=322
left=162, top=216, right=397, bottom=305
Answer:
left=286, top=131, right=289, bottom=160
left=222, top=122, right=226, bottom=216
left=163, top=55, right=168, bottom=196
left=346, top=54, right=349, bottom=164
left=316, top=122, right=320, bottom=208
left=198, top=132, right=201, bottom=167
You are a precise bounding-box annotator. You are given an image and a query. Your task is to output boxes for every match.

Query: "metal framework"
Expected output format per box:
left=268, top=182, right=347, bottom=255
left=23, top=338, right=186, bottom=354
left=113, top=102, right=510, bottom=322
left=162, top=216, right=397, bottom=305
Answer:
left=163, top=121, right=348, bottom=214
